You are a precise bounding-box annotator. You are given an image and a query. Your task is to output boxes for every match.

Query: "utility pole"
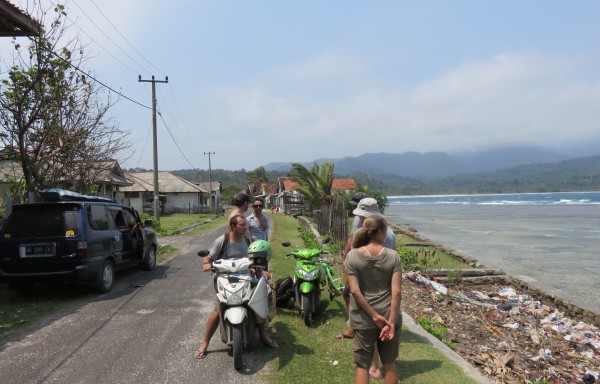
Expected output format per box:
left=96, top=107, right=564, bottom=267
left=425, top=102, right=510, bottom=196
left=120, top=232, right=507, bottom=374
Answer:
left=204, top=151, right=215, bottom=213
left=138, top=75, right=168, bottom=220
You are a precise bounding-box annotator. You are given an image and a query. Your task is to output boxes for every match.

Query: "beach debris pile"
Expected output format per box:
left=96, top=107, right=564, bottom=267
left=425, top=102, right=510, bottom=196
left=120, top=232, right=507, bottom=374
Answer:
left=402, top=272, right=600, bottom=384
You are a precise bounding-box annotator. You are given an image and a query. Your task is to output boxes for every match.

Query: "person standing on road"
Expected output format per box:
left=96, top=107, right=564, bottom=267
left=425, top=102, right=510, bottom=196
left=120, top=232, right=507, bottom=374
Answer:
left=194, top=215, right=277, bottom=359
left=346, top=215, right=402, bottom=384
left=247, top=197, right=270, bottom=241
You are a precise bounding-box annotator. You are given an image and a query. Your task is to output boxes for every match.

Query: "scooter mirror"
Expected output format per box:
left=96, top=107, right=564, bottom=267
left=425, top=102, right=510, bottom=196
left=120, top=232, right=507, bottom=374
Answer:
left=322, top=238, right=331, bottom=245
left=197, top=249, right=210, bottom=257
left=281, top=242, right=291, bottom=247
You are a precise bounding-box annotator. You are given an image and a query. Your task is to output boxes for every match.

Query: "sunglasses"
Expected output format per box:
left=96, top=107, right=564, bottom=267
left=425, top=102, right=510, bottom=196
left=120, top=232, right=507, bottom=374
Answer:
left=253, top=204, right=263, bottom=208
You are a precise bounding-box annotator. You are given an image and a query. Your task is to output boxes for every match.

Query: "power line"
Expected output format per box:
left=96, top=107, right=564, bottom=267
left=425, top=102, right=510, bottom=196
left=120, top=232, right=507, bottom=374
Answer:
left=157, top=110, right=199, bottom=170
left=88, top=0, right=166, bottom=77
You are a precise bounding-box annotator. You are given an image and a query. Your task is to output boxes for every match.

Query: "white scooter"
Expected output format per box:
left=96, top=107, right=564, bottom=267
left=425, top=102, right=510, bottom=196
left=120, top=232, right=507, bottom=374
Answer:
left=197, top=250, right=270, bottom=371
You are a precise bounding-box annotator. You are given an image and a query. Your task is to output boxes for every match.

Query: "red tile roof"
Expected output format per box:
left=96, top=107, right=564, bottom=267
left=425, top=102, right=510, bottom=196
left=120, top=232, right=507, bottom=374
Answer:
left=332, top=178, right=356, bottom=191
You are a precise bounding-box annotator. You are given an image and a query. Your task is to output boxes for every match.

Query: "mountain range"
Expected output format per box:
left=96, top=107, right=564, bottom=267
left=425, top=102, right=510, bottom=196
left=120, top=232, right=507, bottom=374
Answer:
left=264, top=145, right=573, bottom=179
left=263, top=145, right=600, bottom=194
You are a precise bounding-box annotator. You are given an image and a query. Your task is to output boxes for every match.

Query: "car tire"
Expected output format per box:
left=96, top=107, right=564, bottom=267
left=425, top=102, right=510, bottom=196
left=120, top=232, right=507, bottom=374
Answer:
left=141, top=245, right=156, bottom=271
left=95, top=259, right=115, bottom=293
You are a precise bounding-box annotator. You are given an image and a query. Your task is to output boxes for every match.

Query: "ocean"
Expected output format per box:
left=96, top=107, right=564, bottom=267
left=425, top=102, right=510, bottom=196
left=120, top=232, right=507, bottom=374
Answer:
left=384, top=192, right=600, bottom=314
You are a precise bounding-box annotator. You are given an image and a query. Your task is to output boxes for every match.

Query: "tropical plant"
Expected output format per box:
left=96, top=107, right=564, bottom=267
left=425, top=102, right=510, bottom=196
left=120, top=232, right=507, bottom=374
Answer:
left=246, top=166, right=269, bottom=184
left=289, top=162, right=335, bottom=209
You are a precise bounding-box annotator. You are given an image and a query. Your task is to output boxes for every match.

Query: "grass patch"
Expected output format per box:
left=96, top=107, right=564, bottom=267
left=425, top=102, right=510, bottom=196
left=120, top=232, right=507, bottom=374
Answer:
left=258, top=214, right=477, bottom=384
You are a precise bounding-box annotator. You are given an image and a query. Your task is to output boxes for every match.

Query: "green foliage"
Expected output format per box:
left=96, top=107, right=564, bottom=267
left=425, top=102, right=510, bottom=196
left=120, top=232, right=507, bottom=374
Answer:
left=289, top=162, right=335, bottom=209
left=417, top=317, right=448, bottom=341
left=446, top=269, right=463, bottom=285
left=298, top=227, right=319, bottom=248
left=246, top=166, right=270, bottom=184
left=399, top=248, right=440, bottom=275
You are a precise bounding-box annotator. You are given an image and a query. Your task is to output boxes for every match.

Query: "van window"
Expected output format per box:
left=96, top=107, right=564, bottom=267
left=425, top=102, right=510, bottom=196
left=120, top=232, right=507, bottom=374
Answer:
left=89, top=205, right=109, bottom=230
left=3, top=205, right=81, bottom=237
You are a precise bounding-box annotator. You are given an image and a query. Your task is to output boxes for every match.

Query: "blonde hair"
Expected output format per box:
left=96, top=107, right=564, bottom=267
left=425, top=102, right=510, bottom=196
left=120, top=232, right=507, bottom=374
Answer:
left=352, top=215, right=387, bottom=249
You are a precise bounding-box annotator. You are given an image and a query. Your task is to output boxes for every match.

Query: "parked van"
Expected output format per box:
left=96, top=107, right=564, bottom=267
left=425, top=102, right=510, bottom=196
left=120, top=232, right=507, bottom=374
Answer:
left=0, top=188, right=157, bottom=293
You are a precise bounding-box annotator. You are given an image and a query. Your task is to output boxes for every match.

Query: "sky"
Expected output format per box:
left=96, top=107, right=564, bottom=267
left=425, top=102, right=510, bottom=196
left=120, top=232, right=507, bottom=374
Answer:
left=3, top=0, right=600, bottom=171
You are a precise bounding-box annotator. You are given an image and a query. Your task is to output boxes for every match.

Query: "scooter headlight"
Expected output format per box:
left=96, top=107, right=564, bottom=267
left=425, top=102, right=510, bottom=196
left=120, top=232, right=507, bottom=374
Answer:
left=300, top=269, right=319, bottom=280
left=227, top=293, right=243, bottom=305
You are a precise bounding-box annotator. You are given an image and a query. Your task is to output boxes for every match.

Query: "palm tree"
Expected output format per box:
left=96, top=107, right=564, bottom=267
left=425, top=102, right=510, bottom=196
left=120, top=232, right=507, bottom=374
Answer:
left=290, top=162, right=335, bottom=209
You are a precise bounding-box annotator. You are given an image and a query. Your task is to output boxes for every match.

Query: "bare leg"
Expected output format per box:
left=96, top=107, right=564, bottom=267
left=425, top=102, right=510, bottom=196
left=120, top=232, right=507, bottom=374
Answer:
left=335, top=295, right=355, bottom=339
left=258, top=323, right=278, bottom=348
left=355, top=366, right=369, bottom=384
left=369, top=346, right=383, bottom=379
left=382, top=362, right=398, bottom=384
left=198, top=308, right=219, bottom=352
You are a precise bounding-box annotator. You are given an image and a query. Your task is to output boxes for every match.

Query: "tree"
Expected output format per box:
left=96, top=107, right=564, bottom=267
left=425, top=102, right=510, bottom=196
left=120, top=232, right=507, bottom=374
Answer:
left=290, top=162, right=335, bottom=209
left=246, top=166, right=269, bottom=184
left=0, top=3, right=130, bottom=200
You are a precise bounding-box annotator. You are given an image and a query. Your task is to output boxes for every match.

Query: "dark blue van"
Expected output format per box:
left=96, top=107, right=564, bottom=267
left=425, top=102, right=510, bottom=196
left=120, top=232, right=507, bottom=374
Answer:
left=0, top=189, right=157, bottom=293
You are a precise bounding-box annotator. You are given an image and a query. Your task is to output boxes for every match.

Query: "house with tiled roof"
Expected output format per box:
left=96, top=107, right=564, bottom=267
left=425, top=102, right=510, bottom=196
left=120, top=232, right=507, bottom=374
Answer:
left=275, top=176, right=357, bottom=214
left=121, top=171, right=209, bottom=215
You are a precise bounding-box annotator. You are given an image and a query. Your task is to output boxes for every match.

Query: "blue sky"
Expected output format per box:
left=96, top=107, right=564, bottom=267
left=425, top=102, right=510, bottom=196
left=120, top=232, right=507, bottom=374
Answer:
left=4, top=0, right=600, bottom=171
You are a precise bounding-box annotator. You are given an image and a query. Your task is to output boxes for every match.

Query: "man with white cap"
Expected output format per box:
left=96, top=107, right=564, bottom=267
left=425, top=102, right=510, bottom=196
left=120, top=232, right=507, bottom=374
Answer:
left=336, top=197, right=396, bottom=380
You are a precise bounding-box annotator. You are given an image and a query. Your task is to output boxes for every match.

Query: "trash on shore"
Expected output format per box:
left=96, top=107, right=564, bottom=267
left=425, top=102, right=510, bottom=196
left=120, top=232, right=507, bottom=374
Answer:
left=404, top=271, right=448, bottom=295
left=402, top=278, right=600, bottom=383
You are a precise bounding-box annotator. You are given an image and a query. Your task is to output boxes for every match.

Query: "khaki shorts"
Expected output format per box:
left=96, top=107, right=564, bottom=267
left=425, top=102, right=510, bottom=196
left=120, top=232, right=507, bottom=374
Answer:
left=352, top=322, right=402, bottom=368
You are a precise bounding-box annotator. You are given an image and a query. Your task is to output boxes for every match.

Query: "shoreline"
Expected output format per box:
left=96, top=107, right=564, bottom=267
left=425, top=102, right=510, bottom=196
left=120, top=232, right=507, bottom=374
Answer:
left=388, top=222, right=600, bottom=328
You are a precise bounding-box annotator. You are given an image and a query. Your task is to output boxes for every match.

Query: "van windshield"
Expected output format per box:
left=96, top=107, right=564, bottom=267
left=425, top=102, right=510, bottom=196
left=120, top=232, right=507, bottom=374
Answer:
left=3, top=205, right=81, bottom=238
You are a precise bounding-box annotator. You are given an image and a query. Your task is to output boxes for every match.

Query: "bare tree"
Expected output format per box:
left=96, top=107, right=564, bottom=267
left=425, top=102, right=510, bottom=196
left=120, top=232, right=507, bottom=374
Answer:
left=0, top=2, right=131, bottom=200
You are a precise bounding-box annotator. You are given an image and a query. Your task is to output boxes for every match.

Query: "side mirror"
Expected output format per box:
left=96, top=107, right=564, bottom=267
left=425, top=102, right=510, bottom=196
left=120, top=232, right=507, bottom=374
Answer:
left=322, top=238, right=331, bottom=245
left=197, top=250, right=210, bottom=257
left=281, top=242, right=291, bottom=247
left=144, top=219, right=154, bottom=227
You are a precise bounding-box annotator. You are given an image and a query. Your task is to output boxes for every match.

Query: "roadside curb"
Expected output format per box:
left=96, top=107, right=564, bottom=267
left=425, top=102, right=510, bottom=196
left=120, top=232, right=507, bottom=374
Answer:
left=402, top=311, right=492, bottom=384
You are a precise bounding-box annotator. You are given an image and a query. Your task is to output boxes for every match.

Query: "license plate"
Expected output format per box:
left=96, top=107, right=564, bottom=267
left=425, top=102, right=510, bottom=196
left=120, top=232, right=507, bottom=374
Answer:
left=20, top=243, right=55, bottom=258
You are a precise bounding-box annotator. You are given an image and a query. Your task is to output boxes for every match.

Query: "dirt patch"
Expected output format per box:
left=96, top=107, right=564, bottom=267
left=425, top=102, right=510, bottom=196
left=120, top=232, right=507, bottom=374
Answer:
left=402, top=275, right=600, bottom=384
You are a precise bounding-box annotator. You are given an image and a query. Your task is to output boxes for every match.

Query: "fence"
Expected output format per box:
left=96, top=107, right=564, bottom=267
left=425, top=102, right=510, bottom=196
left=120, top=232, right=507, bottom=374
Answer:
left=313, top=194, right=348, bottom=244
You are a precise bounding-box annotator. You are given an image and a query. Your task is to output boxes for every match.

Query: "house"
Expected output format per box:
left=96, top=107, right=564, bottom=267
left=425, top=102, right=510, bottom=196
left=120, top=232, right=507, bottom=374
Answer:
left=245, top=182, right=279, bottom=207
left=121, top=171, right=209, bottom=215
left=195, top=181, right=222, bottom=210
left=0, top=159, right=132, bottom=202
left=274, top=176, right=357, bottom=215
left=0, top=0, right=41, bottom=37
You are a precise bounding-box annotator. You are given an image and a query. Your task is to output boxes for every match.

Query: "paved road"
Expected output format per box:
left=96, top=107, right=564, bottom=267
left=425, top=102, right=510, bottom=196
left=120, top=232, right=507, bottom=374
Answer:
left=0, top=228, right=270, bottom=384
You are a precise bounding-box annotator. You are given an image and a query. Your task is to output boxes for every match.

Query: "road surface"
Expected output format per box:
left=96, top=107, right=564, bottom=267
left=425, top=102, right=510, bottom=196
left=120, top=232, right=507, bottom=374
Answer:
left=0, top=228, right=272, bottom=384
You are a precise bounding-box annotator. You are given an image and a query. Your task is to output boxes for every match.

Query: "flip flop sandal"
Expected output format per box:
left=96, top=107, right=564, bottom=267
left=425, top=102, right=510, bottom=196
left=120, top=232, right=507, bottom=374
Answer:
left=262, top=338, right=278, bottom=348
left=194, top=349, right=208, bottom=359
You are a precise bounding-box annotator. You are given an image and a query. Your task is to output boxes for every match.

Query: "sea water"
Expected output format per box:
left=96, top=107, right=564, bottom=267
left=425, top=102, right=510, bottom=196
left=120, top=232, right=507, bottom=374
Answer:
left=385, top=192, right=600, bottom=313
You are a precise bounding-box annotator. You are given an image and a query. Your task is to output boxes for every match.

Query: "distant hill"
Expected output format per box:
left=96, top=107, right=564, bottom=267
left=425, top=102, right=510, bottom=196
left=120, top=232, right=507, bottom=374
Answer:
left=264, top=145, right=572, bottom=180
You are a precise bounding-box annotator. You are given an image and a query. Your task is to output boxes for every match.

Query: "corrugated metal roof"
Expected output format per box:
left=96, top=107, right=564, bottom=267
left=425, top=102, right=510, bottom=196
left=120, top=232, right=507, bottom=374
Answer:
left=123, top=171, right=208, bottom=193
left=0, top=0, right=40, bottom=37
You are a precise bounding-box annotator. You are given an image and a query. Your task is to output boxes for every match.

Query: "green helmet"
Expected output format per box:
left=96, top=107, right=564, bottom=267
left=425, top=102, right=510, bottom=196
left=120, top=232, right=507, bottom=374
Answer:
left=247, top=239, right=272, bottom=262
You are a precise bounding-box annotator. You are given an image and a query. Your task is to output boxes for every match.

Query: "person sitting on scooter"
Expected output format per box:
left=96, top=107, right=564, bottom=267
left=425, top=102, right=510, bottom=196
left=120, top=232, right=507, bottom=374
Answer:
left=194, top=215, right=278, bottom=360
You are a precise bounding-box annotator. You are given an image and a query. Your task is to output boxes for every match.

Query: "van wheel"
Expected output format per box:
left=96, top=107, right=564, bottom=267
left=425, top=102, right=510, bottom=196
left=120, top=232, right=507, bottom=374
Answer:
left=95, top=259, right=114, bottom=293
left=141, top=245, right=156, bottom=271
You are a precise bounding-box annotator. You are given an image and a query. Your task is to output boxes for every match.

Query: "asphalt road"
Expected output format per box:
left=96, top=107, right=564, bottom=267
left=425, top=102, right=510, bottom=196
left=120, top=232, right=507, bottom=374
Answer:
left=0, top=228, right=271, bottom=384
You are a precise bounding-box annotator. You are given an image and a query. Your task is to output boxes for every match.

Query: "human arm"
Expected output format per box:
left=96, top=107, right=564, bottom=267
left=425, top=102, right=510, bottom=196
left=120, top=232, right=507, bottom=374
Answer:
left=203, top=235, right=224, bottom=271
left=341, top=235, right=352, bottom=267
left=380, top=269, right=402, bottom=341
left=347, top=274, right=392, bottom=330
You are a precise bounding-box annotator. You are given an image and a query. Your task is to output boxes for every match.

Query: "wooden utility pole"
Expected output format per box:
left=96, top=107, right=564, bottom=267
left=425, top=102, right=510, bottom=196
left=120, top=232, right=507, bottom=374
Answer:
left=138, top=75, right=168, bottom=220
left=204, top=151, right=215, bottom=213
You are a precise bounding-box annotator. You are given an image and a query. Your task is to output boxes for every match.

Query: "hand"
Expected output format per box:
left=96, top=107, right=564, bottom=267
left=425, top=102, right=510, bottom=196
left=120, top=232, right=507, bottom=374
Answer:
left=202, top=263, right=212, bottom=272
left=372, top=313, right=392, bottom=330
left=379, top=324, right=395, bottom=341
